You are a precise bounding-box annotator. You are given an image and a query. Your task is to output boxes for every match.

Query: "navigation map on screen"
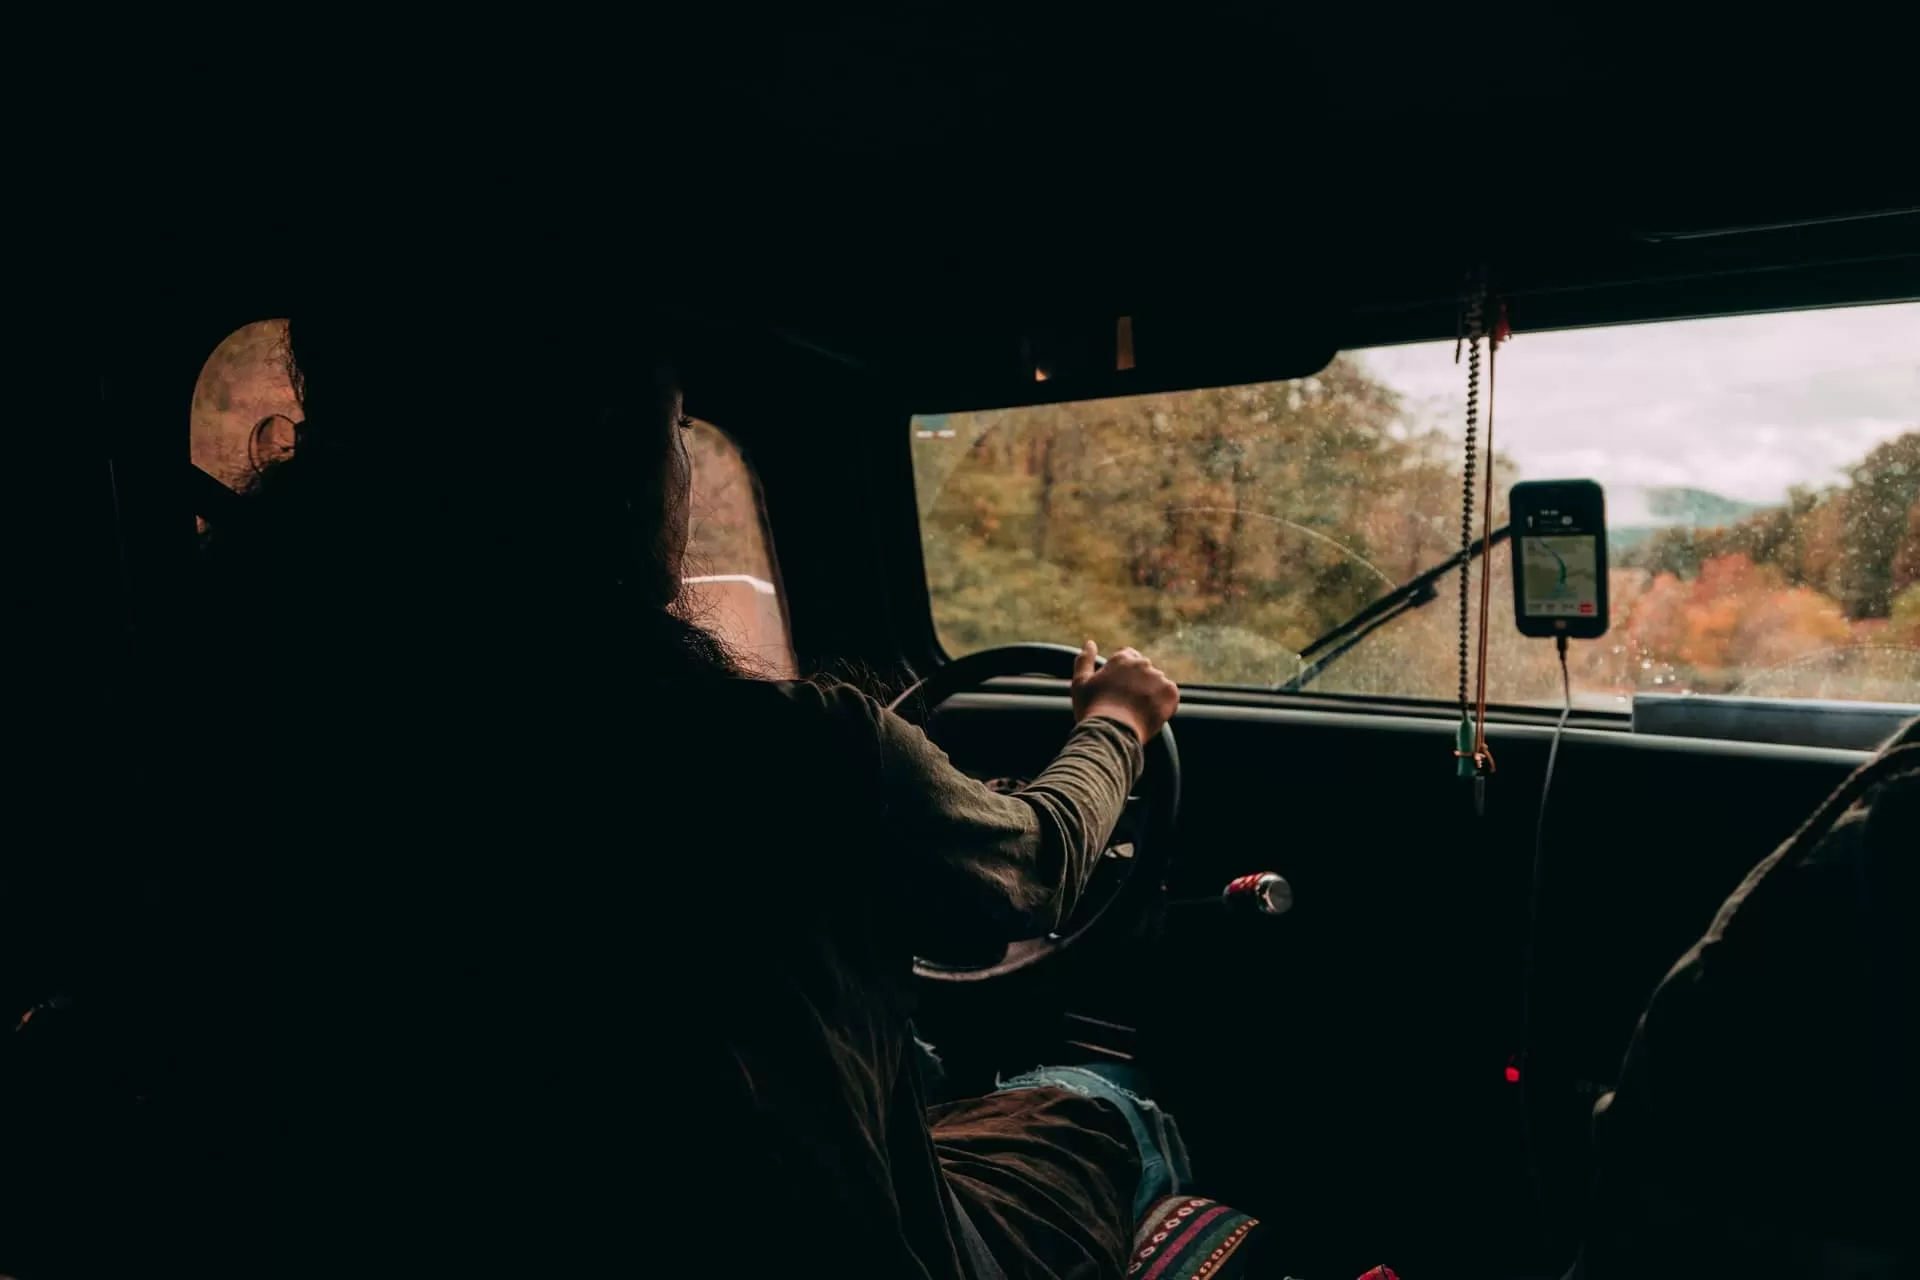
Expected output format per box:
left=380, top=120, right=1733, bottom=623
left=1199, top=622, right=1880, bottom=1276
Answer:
left=1520, top=535, right=1600, bottom=618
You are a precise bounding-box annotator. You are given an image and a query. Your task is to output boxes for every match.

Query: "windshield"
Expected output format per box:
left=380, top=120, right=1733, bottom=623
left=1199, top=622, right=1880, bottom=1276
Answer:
left=912, top=302, right=1920, bottom=709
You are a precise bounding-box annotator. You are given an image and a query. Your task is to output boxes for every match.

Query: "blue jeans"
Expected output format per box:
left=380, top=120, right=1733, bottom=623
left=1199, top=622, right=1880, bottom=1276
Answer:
left=994, top=1064, right=1193, bottom=1221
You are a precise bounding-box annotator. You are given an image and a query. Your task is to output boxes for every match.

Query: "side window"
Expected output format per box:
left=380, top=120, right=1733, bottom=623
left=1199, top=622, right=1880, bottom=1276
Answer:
left=189, top=324, right=793, bottom=676
left=681, top=420, right=796, bottom=678
left=191, top=319, right=298, bottom=493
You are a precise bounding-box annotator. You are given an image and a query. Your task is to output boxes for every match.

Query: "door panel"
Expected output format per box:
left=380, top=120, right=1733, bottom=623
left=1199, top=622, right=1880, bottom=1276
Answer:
left=924, top=691, right=1862, bottom=1278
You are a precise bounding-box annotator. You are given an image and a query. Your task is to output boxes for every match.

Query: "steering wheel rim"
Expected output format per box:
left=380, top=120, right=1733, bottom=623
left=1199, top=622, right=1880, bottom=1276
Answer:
left=887, top=643, right=1181, bottom=982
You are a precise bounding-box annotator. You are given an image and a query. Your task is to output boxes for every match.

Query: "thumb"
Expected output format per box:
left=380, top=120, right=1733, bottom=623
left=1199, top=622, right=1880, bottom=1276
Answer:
left=1073, top=640, right=1098, bottom=683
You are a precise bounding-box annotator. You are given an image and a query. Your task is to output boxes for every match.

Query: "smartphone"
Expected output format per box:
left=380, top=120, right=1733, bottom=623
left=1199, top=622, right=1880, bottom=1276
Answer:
left=1508, top=480, right=1609, bottom=639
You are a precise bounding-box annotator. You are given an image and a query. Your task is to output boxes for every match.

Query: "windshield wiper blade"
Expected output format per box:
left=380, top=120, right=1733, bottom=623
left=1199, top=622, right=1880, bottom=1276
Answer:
left=1277, top=524, right=1511, bottom=693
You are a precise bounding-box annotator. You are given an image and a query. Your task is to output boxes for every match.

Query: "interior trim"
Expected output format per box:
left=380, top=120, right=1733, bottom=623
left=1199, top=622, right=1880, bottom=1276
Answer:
left=974, top=675, right=1631, bottom=730
left=939, top=691, right=1872, bottom=766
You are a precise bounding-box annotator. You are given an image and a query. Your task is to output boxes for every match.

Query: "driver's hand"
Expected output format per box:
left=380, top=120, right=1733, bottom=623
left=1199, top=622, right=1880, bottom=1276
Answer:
left=1071, top=641, right=1179, bottom=744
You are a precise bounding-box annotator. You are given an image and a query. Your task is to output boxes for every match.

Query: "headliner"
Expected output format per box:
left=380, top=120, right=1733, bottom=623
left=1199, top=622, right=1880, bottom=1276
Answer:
left=95, top=16, right=1919, bottom=401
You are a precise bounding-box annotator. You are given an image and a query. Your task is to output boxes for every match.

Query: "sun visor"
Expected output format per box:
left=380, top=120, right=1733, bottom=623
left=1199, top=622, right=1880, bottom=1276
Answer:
left=875, top=305, right=1339, bottom=414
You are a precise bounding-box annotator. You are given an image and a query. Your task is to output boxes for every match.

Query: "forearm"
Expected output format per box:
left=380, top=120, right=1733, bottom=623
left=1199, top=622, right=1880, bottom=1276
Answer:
left=874, top=703, right=1142, bottom=945
left=1012, top=716, right=1142, bottom=930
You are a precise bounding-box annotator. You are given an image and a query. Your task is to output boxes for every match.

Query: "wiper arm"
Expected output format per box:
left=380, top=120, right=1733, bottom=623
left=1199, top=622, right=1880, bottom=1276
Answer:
left=1277, top=524, right=1511, bottom=693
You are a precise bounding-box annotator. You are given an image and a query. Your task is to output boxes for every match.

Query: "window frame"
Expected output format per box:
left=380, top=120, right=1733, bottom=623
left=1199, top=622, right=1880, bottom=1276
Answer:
left=685, top=337, right=944, bottom=690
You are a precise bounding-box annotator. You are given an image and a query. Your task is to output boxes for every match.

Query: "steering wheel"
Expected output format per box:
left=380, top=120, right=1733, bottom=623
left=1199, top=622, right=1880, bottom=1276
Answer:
left=887, top=643, right=1182, bottom=982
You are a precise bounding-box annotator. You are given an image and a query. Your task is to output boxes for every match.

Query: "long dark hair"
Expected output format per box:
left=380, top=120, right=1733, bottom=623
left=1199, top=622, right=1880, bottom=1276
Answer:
left=208, top=305, right=743, bottom=685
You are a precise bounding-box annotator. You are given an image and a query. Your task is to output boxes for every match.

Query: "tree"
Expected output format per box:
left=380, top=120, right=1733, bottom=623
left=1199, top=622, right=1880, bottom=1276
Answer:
left=1837, top=433, right=1920, bottom=618
left=1891, top=583, right=1920, bottom=644
left=1620, top=432, right=1920, bottom=621
left=914, top=356, right=1527, bottom=686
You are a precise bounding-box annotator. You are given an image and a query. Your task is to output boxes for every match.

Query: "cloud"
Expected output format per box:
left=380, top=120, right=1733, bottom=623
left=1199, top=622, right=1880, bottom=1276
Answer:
left=1354, top=302, right=1919, bottom=505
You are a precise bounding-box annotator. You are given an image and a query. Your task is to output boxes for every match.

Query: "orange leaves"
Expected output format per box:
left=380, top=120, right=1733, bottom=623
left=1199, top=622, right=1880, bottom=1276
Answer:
left=1617, top=555, right=1857, bottom=692
left=1732, top=589, right=1852, bottom=672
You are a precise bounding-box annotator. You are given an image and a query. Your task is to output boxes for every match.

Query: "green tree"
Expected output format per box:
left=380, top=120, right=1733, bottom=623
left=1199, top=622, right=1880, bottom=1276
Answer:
left=1837, top=433, right=1920, bottom=618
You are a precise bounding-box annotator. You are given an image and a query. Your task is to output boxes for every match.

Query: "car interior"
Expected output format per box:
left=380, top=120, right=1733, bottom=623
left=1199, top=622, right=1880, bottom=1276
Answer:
left=6, top=20, right=1916, bottom=1280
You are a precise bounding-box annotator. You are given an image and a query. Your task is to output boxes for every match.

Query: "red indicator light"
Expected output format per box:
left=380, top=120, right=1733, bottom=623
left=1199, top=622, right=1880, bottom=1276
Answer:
left=1504, top=1056, right=1521, bottom=1084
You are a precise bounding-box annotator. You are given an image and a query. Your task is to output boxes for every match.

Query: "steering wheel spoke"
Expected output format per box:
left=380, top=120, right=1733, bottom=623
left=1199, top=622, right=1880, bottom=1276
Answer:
left=895, top=644, right=1181, bottom=983
left=1108, top=792, right=1147, bottom=849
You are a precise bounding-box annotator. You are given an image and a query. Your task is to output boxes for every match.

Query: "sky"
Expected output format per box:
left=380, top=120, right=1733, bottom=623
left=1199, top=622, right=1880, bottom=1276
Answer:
left=1352, top=301, right=1919, bottom=525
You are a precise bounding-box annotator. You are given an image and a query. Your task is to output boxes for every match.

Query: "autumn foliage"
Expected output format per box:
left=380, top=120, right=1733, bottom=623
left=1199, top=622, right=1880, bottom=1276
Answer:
left=1618, top=433, right=1920, bottom=699
left=914, top=362, right=1919, bottom=708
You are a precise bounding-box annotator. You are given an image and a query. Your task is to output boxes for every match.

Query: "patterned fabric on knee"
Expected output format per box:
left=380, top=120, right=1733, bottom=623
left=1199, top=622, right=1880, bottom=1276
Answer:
left=1127, top=1194, right=1258, bottom=1279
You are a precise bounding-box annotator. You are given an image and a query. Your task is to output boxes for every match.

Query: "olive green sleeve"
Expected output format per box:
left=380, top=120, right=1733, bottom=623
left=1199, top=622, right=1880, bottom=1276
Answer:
left=863, top=697, right=1144, bottom=947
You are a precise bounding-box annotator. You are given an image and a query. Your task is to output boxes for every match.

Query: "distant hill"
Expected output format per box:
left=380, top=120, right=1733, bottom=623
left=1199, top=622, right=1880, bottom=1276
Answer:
left=1610, top=485, right=1771, bottom=549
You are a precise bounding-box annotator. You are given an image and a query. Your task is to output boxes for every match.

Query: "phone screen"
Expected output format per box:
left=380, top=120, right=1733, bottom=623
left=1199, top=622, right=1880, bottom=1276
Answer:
left=1519, top=532, right=1601, bottom=619
left=1509, top=480, right=1609, bottom=639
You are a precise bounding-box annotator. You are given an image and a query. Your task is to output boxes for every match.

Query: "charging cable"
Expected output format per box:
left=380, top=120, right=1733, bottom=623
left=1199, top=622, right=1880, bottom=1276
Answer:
left=1518, top=633, right=1572, bottom=1250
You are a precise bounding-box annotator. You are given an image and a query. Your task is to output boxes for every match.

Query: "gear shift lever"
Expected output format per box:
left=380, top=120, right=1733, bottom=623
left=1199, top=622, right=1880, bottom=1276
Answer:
left=1169, top=872, right=1293, bottom=915
left=1224, top=872, right=1294, bottom=915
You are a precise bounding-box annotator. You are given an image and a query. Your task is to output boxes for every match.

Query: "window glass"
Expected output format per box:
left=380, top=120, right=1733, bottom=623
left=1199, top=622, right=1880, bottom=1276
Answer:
left=681, top=421, right=795, bottom=678
left=191, top=319, right=299, bottom=491
left=190, top=323, right=792, bottom=675
left=913, top=303, right=1920, bottom=709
